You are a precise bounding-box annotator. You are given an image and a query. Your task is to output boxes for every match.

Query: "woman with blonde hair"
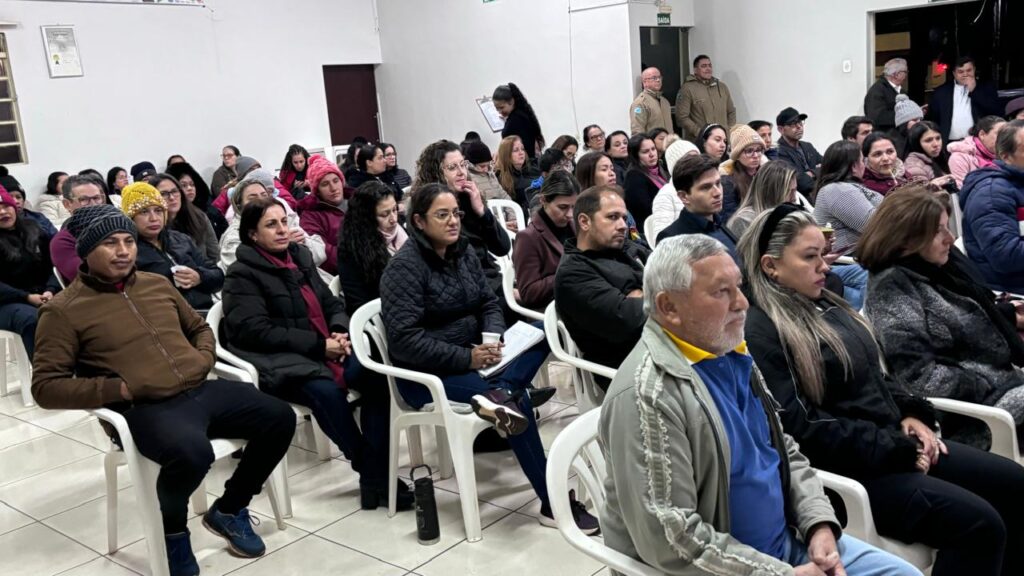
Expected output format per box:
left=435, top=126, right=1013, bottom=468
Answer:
left=494, top=135, right=540, bottom=210
left=740, top=203, right=1024, bottom=576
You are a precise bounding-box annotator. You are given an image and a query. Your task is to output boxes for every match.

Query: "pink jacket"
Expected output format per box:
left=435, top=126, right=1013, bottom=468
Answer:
left=948, top=137, right=997, bottom=189
left=211, top=180, right=298, bottom=215
left=902, top=152, right=941, bottom=182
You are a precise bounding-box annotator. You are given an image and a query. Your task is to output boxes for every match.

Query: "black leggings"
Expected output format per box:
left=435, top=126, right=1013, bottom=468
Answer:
left=862, top=440, right=1024, bottom=576
left=119, top=380, right=296, bottom=534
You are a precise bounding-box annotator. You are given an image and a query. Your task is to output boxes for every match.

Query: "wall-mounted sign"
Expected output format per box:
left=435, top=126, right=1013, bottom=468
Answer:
left=41, top=25, right=83, bottom=78
left=657, top=13, right=671, bottom=26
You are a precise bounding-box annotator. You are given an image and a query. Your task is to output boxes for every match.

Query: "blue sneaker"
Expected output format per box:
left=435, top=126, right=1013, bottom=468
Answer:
left=202, top=501, right=266, bottom=558
left=165, top=531, right=200, bottom=576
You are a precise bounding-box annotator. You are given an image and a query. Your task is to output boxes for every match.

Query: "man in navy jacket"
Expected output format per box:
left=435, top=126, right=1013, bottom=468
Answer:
left=927, top=57, right=1002, bottom=142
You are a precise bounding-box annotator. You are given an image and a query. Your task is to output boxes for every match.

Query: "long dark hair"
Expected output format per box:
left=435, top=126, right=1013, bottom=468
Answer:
left=106, top=166, right=127, bottom=194
left=0, top=212, right=42, bottom=262
left=539, top=170, right=581, bottom=202
left=575, top=152, right=610, bottom=189
left=813, top=140, right=863, bottom=202
left=148, top=173, right=213, bottom=249
left=493, top=82, right=545, bottom=147
left=279, top=144, right=309, bottom=175
left=905, top=120, right=950, bottom=174
left=165, top=162, right=214, bottom=211
left=356, top=143, right=384, bottom=172
left=339, top=182, right=396, bottom=285
left=626, top=133, right=660, bottom=173
left=45, top=171, right=67, bottom=196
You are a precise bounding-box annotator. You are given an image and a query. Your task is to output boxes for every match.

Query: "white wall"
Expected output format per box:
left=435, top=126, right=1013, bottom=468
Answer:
left=376, top=0, right=696, bottom=170
left=1, top=0, right=381, bottom=201
left=689, top=0, right=929, bottom=150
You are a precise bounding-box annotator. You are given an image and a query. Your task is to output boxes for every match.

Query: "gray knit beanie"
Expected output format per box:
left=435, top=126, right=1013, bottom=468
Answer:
left=66, top=204, right=138, bottom=258
left=233, top=156, right=260, bottom=179
left=894, top=94, right=924, bottom=127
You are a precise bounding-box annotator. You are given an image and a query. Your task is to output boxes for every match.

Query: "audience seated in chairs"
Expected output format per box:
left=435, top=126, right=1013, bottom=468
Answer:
left=727, top=160, right=798, bottom=240
left=337, top=181, right=407, bottom=316
left=345, top=143, right=405, bottom=204
left=31, top=204, right=295, bottom=576
left=378, top=183, right=593, bottom=532
left=961, top=119, right=1024, bottom=294
left=649, top=138, right=699, bottom=241
left=949, top=116, right=1006, bottom=189
left=276, top=144, right=311, bottom=200
left=219, top=169, right=326, bottom=272
left=0, top=185, right=60, bottom=359
left=120, top=182, right=223, bottom=312
left=512, top=171, right=579, bottom=311
left=213, top=156, right=298, bottom=217
left=381, top=142, right=412, bottom=190
left=1, top=171, right=58, bottom=238
left=221, top=199, right=411, bottom=511
left=494, top=136, right=541, bottom=217
left=148, top=173, right=220, bottom=267
left=860, top=186, right=1024, bottom=449
left=859, top=133, right=908, bottom=196
left=718, top=124, right=767, bottom=223
left=621, top=132, right=667, bottom=231
left=165, top=162, right=230, bottom=239
left=600, top=233, right=921, bottom=576
left=554, top=185, right=649, bottom=392
left=50, top=175, right=109, bottom=283
left=297, top=155, right=350, bottom=276
left=740, top=204, right=1024, bottom=576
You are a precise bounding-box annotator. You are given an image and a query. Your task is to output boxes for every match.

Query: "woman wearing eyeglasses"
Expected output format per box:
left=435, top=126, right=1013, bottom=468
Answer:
left=379, top=182, right=599, bottom=535
left=414, top=140, right=511, bottom=307
left=148, top=173, right=220, bottom=266
left=579, top=125, right=605, bottom=158
left=120, top=182, right=224, bottom=312
left=718, top=125, right=767, bottom=224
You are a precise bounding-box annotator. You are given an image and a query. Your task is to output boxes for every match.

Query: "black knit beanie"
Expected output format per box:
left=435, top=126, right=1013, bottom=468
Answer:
left=66, top=204, right=138, bottom=258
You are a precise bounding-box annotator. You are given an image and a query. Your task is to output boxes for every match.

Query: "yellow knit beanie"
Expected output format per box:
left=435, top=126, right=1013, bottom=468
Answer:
left=120, top=182, right=167, bottom=219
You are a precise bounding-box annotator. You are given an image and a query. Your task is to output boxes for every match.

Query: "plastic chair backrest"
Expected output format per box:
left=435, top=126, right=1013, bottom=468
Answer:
left=329, top=276, right=341, bottom=297
left=643, top=217, right=657, bottom=249
left=545, top=409, right=662, bottom=576
left=488, top=199, right=526, bottom=235
left=543, top=302, right=612, bottom=411
left=500, top=259, right=543, bottom=321
left=205, top=301, right=259, bottom=383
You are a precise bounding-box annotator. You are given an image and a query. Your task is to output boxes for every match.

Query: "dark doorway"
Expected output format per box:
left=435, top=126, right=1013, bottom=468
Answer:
left=873, top=0, right=1023, bottom=107
left=323, top=64, right=380, bottom=146
left=639, top=26, right=689, bottom=134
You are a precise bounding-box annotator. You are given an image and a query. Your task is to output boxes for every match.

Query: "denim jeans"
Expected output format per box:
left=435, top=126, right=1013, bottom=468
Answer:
left=780, top=529, right=923, bottom=576
left=0, top=302, right=37, bottom=359
left=832, top=263, right=869, bottom=310
left=397, top=337, right=551, bottom=505
left=274, top=355, right=392, bottom=485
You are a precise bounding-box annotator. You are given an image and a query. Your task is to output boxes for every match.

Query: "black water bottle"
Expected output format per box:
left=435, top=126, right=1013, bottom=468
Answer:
left=412, top=464, right=440, bottom=545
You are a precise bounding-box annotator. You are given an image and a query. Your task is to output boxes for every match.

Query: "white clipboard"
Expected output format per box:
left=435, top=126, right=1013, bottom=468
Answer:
left=476, top=97, right=506, bottom=133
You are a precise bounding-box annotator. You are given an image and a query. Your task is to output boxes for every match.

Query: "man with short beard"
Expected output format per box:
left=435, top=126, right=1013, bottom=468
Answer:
left=598, top=234, right=922, bottom=576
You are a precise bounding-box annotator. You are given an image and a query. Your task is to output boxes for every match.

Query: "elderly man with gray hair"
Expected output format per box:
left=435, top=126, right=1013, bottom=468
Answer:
left=598, top=234, right=923, bottom=575
left=864, top=58, right=909, bottom=133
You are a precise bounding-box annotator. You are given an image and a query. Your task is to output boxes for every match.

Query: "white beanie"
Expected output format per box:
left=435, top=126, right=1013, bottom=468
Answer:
left=665, top=139, right=700, bottom=173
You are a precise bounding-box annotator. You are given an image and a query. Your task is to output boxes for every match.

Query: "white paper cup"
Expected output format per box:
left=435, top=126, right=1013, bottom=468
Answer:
left=481, top=332, right=501, bottom=345
left=170, top=265, right=185, bottom=287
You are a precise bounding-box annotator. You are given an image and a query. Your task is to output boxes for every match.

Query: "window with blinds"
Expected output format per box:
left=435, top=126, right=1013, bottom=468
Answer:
left=0, top=34, right=25, bottom=164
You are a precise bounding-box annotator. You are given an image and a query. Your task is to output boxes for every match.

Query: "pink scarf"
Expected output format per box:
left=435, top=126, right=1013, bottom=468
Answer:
left=381, top=224, right=408, bottom=256
left=255, top=246, right=346, bottom=389
left=645, top=164, right=668, bottom=189
left=975, top=136, right=997, bottom=169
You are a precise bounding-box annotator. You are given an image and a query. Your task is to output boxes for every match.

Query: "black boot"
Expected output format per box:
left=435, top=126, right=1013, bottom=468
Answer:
left=360, top=478, right=414, bottom=511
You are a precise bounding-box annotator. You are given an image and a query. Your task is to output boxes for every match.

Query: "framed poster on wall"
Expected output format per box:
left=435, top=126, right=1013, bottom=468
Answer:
left=40, top=25, right=83, bottom=78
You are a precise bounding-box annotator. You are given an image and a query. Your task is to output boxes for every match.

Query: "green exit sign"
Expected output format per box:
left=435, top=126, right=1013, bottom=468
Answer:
left=657, top=13, right=671, bottom=26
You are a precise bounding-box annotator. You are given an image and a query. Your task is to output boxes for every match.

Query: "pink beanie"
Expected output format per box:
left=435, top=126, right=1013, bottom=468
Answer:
left=306, top=154, right=345, bottom=192
left=0, top=184, right=15, bottom=208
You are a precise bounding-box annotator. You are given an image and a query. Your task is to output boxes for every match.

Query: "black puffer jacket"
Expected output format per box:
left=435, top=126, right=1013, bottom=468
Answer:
left=222, top=243, right=348, bottom=394
left=135, top=228, right=223, bottom=311
left=380, top=224, right=503, bottom=374
left=746, top=298, right=938, bottom=482
left=553, top=237, right=650, bottom=374
left=0, top=219, right=60, bottom=305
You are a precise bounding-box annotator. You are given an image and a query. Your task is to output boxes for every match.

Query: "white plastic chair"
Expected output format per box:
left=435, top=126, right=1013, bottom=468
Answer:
left=0, top=330, right=34, bottom=407
left=349, top=299, right=493, bottom=542
left=928, top=396, right=1021, bottom=465
left=643, top=217, right=657, bottom=248
left=795, top=191, right=814, bottom=210
left=816, top=470, right=935, bottom=570
left=949, top=192, right=963, bottom=238
left=543, top=302, right=613, bottom=413
left=206, top=302, right=336, bottom=463
left=488, top=199, right=525, bottom=239
left=954, top=235, right=966, bottom=256
left=95, top=403, right=291, bottom=576
left=498, top=259, right=551, bottom=389
left=328, top=275, right=341, bottom=297
left=546, top=409, right=662, bottom=575
left=53, top=266, right=67, bottom=290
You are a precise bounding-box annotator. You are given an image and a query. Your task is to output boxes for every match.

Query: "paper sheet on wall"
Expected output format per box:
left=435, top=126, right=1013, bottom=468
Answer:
left=478, top=321, right=545, bottom=377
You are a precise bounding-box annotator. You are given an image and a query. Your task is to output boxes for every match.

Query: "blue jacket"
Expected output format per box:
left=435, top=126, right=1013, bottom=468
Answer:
left=962, top=161, right=1024, bottom=293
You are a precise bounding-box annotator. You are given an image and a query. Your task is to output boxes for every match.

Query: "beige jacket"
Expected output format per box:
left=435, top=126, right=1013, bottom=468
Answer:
left=675, top=74, right=737, bottom=140
left=599, top=319, right=839, bottom=575
left=630, top=89, right=673, bottom=135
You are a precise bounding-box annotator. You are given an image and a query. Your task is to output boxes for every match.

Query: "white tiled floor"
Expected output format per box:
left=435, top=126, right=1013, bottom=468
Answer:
left=0, top=360, right=605, bottom=576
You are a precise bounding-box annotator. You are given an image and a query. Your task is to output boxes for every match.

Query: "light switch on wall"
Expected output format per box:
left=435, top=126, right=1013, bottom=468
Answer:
left=842, top=60, right=852, bottom=73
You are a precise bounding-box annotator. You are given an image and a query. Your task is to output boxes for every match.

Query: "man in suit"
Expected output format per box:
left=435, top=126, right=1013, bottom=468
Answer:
left=864, top=58, right=907, bottom=133
left=927, top=56, right=1002, bottom=142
